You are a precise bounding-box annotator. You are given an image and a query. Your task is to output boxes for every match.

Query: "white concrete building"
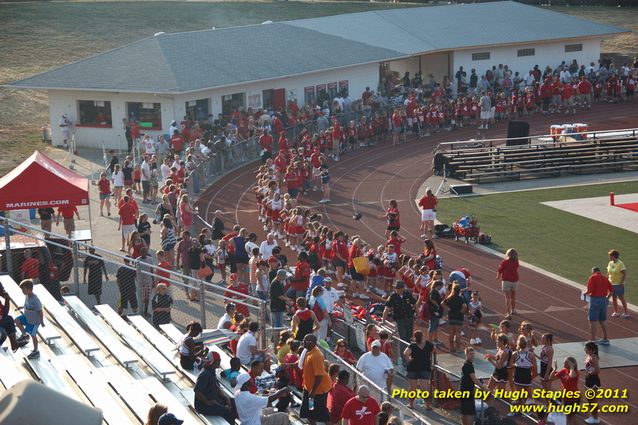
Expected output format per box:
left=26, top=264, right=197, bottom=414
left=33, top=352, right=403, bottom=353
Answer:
left=7, top=1, right=626, bottom=149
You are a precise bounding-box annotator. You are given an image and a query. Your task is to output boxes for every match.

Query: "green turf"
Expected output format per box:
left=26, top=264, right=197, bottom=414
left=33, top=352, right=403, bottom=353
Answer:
left=437, top=181, right=638, bottom=304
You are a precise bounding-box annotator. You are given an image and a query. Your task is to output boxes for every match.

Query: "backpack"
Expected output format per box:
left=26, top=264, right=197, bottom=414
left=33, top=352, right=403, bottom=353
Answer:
left=479, top=233, right=492, bottom=245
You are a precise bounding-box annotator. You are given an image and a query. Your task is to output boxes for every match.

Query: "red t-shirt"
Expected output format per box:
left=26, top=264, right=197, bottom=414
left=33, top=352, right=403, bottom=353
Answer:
left=497, top=258, right=519, bottom=282
left=156, top=261, right=172, bottom=285
left=386, top=207, right=400, bottom=227
left=341, top=396, right=380, bottom=425
left=555, top=368, right=579, bottom=394
left=285, top=172, right=300, bottom=190
left=58, top=205, right=78, bottom=219
left=171, top=135, right=184, bottom=152
left=259, top=134, right=273, bottom=152
left=387, top=237, right=403, bottom=256
left=21, top=257, right=40, bottom=279
left=293, top=261, right=311, bottom=292
left=333, top=122, right=342, bottom=139
left=98, top=179, right=111, bottom=194
left=418, top=195, right=437, bottom=210
left=348, top=245, right=362, bottom=269
left=118, top=198, right=139, bottom=215
left=578, top=80, right=592, bottom=94
left=333, top=240, right=349, bottom=262
left=328, top=382, right=356, bottom=423
left=119, top=203, right=137, bottom=226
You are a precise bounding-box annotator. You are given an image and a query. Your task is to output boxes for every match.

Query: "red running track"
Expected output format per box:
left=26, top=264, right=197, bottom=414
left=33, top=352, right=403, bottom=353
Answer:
left=196, top=102, right=638, bottom=424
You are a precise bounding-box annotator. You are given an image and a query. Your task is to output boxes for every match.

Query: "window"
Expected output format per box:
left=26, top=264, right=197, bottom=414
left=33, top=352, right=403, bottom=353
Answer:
left=126, top=102, right=162, bottom=130
left=565, top=44, right=583, bottom=53
left=517, top=48, right=535, bottom=57
left=78, top=100, right=112, bottom=127
left=304, top=86, right=315, bottom=106
left=221, top=92, right=245, bottom=116
left=338, top=80, right=349, bottom=97
left=185, top=98, right=210, bottom=121
left=472, top=52, right=490, bottom=61
left=327, top=82, right=338, bottom=100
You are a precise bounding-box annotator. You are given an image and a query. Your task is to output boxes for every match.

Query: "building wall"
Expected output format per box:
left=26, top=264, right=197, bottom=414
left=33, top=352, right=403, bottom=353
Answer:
left=452, top=38, right=601, bottom=81
left=48, top=62, right=379, bottom=149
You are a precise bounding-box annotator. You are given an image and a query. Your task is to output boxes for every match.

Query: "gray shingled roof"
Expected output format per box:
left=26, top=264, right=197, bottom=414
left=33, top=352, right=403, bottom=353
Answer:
left=7, top=1, right=627, bottom=93
left=288, top=1, right=628, bottom=54
left=7, top=23, right=406, bottom=94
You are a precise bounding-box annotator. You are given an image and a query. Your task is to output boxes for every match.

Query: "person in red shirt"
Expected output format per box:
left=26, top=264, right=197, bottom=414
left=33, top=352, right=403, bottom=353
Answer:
left=156, top=250, right=172, bottom=286
left=550, top=357, right=580, bottom=417
left=97, top=172, right=112, bottom=217
left=284, top=165, right=300, bottom=198
left=327, top=370, right=355, bottom=423
left=20, top=249, right=40, bottom=282
left=170, top=130, right=184, bottom=155
left=417, top=188, right=438, bottom=239
left=561, top=81, right=576, bottom=114
left=379, top=199, right=400, bottom=239
left=348, top=238, right=365, bottom=293
left=390, top=109, right=402, bottom=147
left=496, top=248, right=520, bottom=320
left=224, top=273, right=250, bottom=317
left=56, top=204, right=80, bottom=238
left=259, top=131, right=273, bottom=163
left=291, top=251, right=311, bottom=299
left=278, top=131, right=289, bottom=153
left=341, top=385, right=380, bottom=425
left=118, top=195, right=138, bottom=252
left=578, top=76, right=593, bottom=109
left=332, top=232, right=349, bottom=283
left=387, top=230, right=406, bottom=256
left=584, top=266, right=613, bottom=343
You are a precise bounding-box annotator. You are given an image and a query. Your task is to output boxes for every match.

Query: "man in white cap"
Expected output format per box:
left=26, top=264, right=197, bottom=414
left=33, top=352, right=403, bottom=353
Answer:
left=356, top=340, right=393, bottom=392
left=234, top=372, right=291, bottom=425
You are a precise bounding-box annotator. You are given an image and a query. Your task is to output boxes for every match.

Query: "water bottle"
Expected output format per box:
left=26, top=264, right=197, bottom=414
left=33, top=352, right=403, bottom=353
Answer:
left=308, top=397, right=315, bottom=411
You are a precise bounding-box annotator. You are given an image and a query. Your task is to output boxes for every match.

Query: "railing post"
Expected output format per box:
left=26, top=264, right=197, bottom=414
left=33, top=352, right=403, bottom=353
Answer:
left=259, top=300, right=267, bottom=350
left=4, top=219, right=13, bottom=278
left=72, top=241, right=80, bottom=295
left=200, top=279, right=206, bottom=328
left=135, top=260, right=143, bottom=315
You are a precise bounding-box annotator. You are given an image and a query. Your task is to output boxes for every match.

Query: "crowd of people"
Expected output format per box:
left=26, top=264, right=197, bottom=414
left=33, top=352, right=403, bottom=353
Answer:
left=5, top=55, right=632, bottom=425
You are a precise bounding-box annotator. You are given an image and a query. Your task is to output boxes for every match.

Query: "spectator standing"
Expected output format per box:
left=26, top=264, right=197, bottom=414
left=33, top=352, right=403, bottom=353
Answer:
left=404, top=330, right=435, bottom=409
left=260, top=232, right=279, bottom=260
left=300, top=334, right=332, bottom=425
left=341, top=385, right=380, bottom=425
left=193, top=351, right=234, bottom=422
left=584, top=267, right=613, bottom=345
left=20, top=250, right=40, bottom=284
left=56, top=204, right=80, bottom=238
left=607, top=249, right=628, bottom=318
left=176, top=230, right=192, bottom=288
left=116, top=256, right=138, bottom=315
left=83, top=247, right=108, bottom=305
left=151, top=283, right=173, bottom=328
left=382, top=281, right=417, bottom=350
left=0, top=282, right=29, bottom=351
left=449, top=268, right=472, bottom=302
left=460, top=347, right=488, bottom=425
left=97, top=172, right=112, bottom=216
left=141, top=155, right=152, bottom=203
left=328, top=370, right=355, bottom=424
left=118, top=195, right=137, bottom=252
left=417, top=188, right=437, bottom=240
left=356, top=340, right=393, bottom=392
left=496, top=248, right=519, bottom=320
left=270, top=269, right=289, bottom=329
left=234, top=372, right=291, bottom=425
left=550, top=357, right=580, bottom=425
left=138, top=247, right=155, bottom=316
left=37, top=207, right=55, bottom=234
left=14, top=279, right=44, bottom=359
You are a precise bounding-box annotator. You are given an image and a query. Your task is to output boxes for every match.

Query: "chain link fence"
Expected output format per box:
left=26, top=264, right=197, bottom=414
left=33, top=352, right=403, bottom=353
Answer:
left=0, top=217, right=267, bottom=343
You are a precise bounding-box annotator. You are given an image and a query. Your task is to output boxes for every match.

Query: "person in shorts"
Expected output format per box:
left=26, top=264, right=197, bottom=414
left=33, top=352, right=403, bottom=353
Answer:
left=404, top=330, right=435, bottom=409
left=56, top=204, right=79, bottom=238
left=37, top=207, right=55, bottom=234
left=300, top=334, right=332, bottom=425
left=584, top=266, right=613, bottom=345
left=118, top=195, right=137, bottom=252
left=14, top=279, right=44, bottom=359
left=460, top=347, right=487, bottom=425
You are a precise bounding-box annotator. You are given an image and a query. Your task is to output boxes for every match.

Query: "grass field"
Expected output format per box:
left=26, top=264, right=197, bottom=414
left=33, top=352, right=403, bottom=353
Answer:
left=0, top=2, right=636, bottom=175
left=436, top=181, right=638, bottom=304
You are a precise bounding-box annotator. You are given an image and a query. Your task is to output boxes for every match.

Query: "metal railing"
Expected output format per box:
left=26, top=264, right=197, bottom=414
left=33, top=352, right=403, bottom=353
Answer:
left=0, top=216, right=268, bottom=348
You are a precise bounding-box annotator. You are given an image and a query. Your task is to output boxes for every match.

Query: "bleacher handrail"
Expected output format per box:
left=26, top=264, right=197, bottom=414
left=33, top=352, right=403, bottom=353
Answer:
left=436, top=126, right=638, bottom=152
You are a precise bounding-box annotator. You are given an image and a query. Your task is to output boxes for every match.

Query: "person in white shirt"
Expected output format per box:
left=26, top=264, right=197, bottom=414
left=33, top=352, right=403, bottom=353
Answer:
left=160, top=158, right=172, bottom=184
left=245, top=233, right=259, bottom=258
left=236, top=321, right=267, bottom=366
left=141, top=156, right=151, bottom=203
left=216, top=303, right=235, bottom=330
left=59, top=114, right=72, bottom=149
left=524, top=71, right=535, bottom=87
left=356, top=340, right=394, bottom=391
left=560, top=68, right=572, bottom=84
left=259, top=233, right=278, bottom=259
left=169, top=120, right=179, bottom=137
left=320, top=277, right=340, bottom=314
left=234, top=372, right=291, bottom=425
